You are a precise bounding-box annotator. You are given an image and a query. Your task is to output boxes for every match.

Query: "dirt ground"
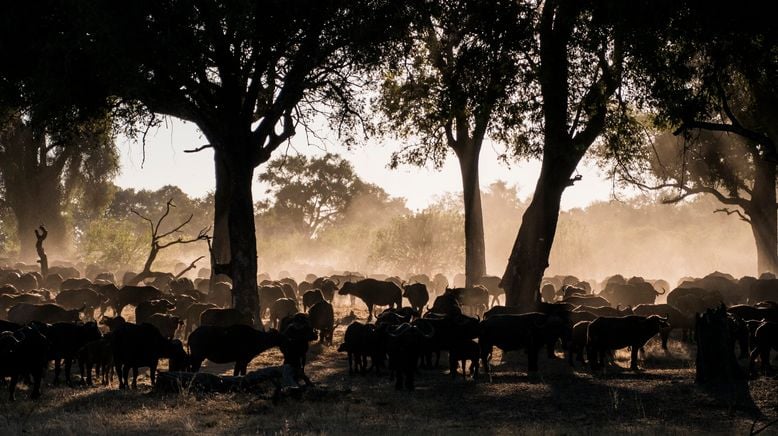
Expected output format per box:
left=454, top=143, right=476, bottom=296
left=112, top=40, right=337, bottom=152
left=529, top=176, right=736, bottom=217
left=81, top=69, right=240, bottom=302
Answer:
left=1, top=306, right=777, bottom=435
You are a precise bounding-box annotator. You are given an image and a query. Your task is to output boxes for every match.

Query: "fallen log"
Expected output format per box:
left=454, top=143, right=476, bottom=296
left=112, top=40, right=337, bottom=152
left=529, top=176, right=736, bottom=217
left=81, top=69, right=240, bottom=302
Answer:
left=154, top=364, right=302, bottom=400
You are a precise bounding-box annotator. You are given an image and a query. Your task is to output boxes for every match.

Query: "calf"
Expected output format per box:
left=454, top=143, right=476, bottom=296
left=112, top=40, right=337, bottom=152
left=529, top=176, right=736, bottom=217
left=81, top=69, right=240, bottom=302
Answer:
left=78, top=335, right=114, bottom=385
left=308, top=300, right=335, bottom=345
left=448, top=339, right=480, bottom=380
left=188, top=324, right=286, bottom=375
left=587, top=315, right=670, bottom=370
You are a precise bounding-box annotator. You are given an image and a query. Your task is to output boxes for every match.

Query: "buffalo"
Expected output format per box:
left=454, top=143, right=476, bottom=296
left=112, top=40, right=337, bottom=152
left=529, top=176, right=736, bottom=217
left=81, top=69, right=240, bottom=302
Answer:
left=479, top=312, right=570, bottom=375
left=111, top=322, right=189, bottom=389
left=47, top=321, right=102, bottom=385
left=0, top=325, right=49, bottom=400
left=8, top=303, right=81, bottom=324
left=402, top=283, right=429, bottom=315
left=338, top=279, right=402, bottom=321
left=309, top=300, right=335, bottom=345
left=338, top=322, right=383, bottom=375
left=386, top=322, right=434, bottom=390
left=200, top=308, right=254, bottom=328
left=188, top=324, right=286, bottom=375
left=587, top=315, right=670, bottom=370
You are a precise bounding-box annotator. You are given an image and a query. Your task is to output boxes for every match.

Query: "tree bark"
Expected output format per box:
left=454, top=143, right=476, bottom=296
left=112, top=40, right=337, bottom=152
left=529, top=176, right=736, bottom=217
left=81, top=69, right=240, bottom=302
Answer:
left=456, top=144, right=487, bottom=288
left=224, top=154, right=261, bottom=328
left=211, top=152, right=232, bottom=275
left=500, top=158, right=571, bottom=309
left=748, top=157, right=778, bottom=275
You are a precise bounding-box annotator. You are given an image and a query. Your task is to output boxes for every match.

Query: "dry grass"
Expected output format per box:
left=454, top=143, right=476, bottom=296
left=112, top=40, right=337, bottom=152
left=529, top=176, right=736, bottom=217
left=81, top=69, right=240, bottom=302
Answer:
left=1, top=306, right=777, bottom=435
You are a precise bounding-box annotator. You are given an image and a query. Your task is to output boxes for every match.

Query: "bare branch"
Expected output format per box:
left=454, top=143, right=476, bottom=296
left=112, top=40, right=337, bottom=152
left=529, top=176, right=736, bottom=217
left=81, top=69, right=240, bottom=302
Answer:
left=154, top=199, right=176, bottom=236
left=174, top=255, right=206, bottom=279
left=713, top=207, right=751, bottom=223
left=131, top=208, right=155, bottom=237
left=156, top=213, right=194, bottom=241
left=184, top=144, right=213, bottom=153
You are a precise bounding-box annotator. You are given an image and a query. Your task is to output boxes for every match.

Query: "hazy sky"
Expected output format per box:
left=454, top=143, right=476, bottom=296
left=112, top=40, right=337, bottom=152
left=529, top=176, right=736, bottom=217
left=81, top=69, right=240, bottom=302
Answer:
left=115, top=117, right=618, bottom=210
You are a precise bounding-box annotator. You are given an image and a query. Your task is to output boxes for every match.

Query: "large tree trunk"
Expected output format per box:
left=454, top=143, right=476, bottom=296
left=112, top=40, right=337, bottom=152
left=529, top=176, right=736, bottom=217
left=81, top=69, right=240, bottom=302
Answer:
left=456, top=144, right=487, bottom=288
left=223, top=154, right=260, bottom=328
left=501, top=155, right=577, bottom=309
left=211, top=152, right=231, bottom=276
left=749, top=157, right=778, bottom=275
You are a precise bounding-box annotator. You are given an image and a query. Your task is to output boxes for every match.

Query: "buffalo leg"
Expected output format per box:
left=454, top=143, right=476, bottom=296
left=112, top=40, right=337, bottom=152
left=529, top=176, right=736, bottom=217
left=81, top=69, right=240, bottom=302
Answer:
left=630, top=347, right=640, bottom=370
left=8, top=374, right=18, bottom=401
left=30, top=370, right=42, bottom=399
left=64, top=358, right=73, bottom=385
left=150, top=363, right=158, bottom=385
left=53, top=359, right=62, bottom=384
left=367, top=304, right=374, bottom=321
left=449, top=354, right=457, bottom=379
left=527, top=347, right=539, bottom=372
left=131, top=367, right=138, bottom=389
left=660, top=329, right=670, bottom=350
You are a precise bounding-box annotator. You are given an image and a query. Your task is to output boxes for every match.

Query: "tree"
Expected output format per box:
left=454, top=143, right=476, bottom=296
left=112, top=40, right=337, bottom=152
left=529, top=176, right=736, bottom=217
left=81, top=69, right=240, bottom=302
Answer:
left=0, top=110, right=118, bottom=261
left=375, top=0, right=531, bottom=287
left=369, top=204, right=464, bottom=276
left=606, top=1, right=778, bottom=275
left=258, top=153, right=364, bottom=238
left=63, top=0, right=414, bottom=324
left=500, top=0, right=624, bottom=308
left=127, top=199, right=210, bottom=285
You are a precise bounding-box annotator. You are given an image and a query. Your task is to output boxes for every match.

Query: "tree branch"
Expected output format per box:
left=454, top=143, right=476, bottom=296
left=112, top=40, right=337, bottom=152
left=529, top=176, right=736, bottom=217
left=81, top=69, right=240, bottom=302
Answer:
left=713, top=207, right=751, bottom=223
left=184, top=144, right=213, bottom=153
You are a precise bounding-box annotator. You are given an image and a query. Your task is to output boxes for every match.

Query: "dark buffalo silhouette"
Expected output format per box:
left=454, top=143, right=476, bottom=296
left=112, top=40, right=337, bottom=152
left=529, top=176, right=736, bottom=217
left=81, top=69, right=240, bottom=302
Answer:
left=0, top=325, right=49, bottom=400
left=587, top=315, right=669, bottom=370
left=338, top=279, right=402, bottom=321
left=188, top=324, right=286, bottom=375
left=111, top=322, right=189, bottom=389
left=308, top=300, right=334, bottom=345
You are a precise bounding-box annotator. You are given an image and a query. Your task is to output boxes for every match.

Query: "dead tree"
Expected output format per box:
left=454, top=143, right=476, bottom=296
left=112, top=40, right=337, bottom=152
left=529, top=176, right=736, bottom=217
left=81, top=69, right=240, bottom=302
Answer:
left=174, top=255, right=205, bottom=279
left=34, top=225, right=48, bottom=278
left=127, top=199, right=210, bottom=286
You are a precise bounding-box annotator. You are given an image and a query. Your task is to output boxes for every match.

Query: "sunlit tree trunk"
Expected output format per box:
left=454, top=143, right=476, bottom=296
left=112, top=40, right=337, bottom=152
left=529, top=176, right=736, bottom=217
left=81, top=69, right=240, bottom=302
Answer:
left=748, top=157, right=778, bottom=275
left=456, top=143, right=487, bottom=288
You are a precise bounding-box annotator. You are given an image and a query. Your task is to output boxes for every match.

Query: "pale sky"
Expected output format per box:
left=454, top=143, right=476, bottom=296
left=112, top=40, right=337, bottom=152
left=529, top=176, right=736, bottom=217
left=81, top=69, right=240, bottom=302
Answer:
left=115, top=118, right=618, bottom=210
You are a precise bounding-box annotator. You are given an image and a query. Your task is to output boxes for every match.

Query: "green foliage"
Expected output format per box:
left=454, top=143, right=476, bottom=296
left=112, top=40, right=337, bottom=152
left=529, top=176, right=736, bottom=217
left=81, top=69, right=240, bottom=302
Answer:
left=258, top=154, right=364, bottom=238
left=374, top=0, right=534, bottom=168
left=80, top=217, right=146, bottom=271
left=368, top=205, right=464, bottom=276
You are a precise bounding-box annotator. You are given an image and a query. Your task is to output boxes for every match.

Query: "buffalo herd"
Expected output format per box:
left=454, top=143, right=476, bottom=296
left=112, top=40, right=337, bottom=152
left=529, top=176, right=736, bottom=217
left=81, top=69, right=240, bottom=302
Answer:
left=0, top=264, right=777, bottom=400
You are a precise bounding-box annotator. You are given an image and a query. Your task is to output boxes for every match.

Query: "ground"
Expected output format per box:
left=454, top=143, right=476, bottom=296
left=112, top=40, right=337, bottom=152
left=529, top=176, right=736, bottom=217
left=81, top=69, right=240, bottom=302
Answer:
left=1, top=306, right=777, bottom=435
